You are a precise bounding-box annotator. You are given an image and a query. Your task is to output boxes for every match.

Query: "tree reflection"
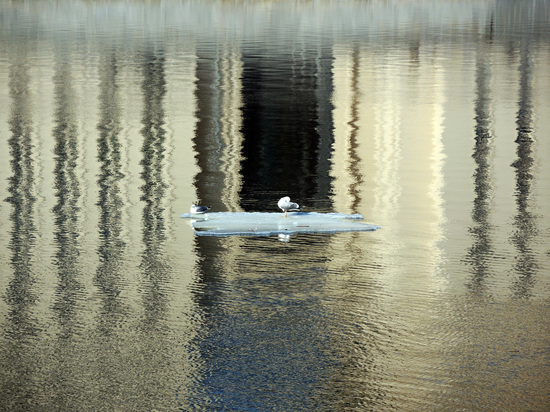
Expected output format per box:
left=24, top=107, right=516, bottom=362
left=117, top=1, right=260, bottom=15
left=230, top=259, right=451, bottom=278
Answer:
left=49, top=47, right=88, bottom=409
left=51, top=50, right=83, bottom=341
left=95, top=52, right=126, bottom=320
left=90, top=51, right=132, bottom=409
left=139, top=49, right=170, bottom=324
left=137, top=49, right=173, bottom=408
left=466, top=31, right=495, bottom=295
left=344, top=45, right=363, bottom=213
left=510, top=40, right=538, bottom=299
left=2, top=50, right=39, bottom=410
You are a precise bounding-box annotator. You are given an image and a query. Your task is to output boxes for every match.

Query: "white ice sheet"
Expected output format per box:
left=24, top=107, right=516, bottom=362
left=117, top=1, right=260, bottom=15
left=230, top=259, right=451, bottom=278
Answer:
left=180, top=212, right=380, bottom=237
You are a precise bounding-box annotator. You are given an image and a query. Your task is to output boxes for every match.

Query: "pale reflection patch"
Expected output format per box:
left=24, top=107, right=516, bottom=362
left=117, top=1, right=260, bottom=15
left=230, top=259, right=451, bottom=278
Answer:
left=219, top=45, right=245, bottom=212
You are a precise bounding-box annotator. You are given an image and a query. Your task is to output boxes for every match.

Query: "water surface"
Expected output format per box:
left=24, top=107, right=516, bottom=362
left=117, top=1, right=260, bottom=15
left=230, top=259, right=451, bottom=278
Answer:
left=1, top=1, right=550, bottom=410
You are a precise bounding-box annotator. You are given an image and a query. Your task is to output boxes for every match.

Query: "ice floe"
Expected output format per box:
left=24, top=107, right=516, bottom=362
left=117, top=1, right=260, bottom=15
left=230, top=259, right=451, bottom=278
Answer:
left=180, top=212, right=380, bottom=237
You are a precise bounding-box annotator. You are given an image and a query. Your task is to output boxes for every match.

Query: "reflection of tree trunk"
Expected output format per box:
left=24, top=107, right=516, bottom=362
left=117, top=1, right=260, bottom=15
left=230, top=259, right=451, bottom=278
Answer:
left=96, top=52, right=125, bottom=308
left=510, top=40, right=537, bottom=299
left=4, top=48, right=39, bottom=411
left=52, top=49, right=82, bottom=338
left=91, top=51, right=130, bottom=406
left=347, top=45, right=363, bottom=213
left=50, top=46, right=85, bottom=409
left=140, top=48, right=170, bottom=325
left=466, top=36, right=493, bottom=295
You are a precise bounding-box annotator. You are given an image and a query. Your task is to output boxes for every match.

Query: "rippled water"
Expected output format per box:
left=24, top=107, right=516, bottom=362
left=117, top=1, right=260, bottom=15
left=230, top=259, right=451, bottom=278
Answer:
left=1, top=1, right=550, bottom=410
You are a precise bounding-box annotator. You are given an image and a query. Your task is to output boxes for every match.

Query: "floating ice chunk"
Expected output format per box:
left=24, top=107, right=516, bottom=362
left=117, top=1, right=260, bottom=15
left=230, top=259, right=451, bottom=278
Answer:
left=180, top=212, right=380, bottom=237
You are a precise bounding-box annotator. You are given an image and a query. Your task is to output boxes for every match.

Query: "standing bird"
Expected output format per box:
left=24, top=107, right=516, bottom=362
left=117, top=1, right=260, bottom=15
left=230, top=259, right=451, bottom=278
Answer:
left=190, top=203, right=211, bottom=214
left=278, top=196, right=299, bottom=217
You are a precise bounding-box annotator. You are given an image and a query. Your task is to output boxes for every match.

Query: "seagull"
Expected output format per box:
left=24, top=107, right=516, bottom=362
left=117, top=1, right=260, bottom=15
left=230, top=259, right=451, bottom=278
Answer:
left=278, top=196, right=299, bottom=217
left=190, top=203, right=211, bottom=214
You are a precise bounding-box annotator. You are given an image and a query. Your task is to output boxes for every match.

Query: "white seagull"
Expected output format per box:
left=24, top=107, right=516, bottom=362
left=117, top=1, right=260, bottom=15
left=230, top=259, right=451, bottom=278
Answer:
left=277, top=196, right=299, bottom=217
left=190, top=203, right=211, bottom=214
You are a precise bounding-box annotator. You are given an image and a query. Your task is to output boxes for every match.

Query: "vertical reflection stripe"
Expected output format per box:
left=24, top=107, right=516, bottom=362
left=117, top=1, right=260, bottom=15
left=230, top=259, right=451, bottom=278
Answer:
left=3, top=43, right=40, bottom=410
left=511, top=39, right=538, bottom=298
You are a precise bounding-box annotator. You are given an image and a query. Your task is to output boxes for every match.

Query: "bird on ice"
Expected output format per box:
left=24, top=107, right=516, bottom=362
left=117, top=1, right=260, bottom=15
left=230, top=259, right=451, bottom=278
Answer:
left=278, top=196, right=299, bottom=217
left=190, top=203, right=211, bottom=214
